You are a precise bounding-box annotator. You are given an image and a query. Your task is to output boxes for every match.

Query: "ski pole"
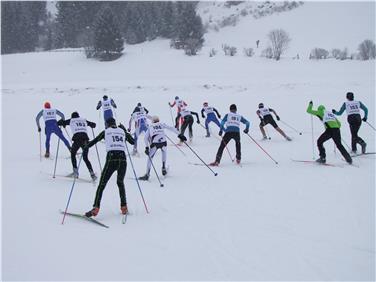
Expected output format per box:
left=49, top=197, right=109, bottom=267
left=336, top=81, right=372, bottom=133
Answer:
left=39, top=131, right=42, bottom=162
left=147, top=150, right=164, bottom=187
left=165, top=135, right=186, bottom=156
left=280, top=119, right=302, bottom=135
left=53, top=138, right=61, bottom=178
left=61, top=154, right=83, bottom=225
left=264, top=126, right=271, bottom=140
left=183, top=141, right=218, bottom=176
left=168, top=104, right=175, bottom=126
left=63, top=127, right=72, bottom=145
left=198, top=123, right=234, bottom=161
left=311, top=115, right=315, bottom=159
left=341, top=138, right=351, bottom=151
left=124, top=140, right=149, bottom=213
left=91, top=128, right=102, bottom=171
left=365, top=121, right=376, bottom=131
left=245, top=133, right=278, bottom=164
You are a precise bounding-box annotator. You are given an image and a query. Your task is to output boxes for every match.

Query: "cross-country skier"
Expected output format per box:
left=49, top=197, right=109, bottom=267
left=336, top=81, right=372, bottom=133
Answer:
left=307, top=101, right=352, bottom=164
left=175, top=106, right=200, bottom=143
left=169, top=96, right=187, bottom=130
left=210, top=104, right=250, bottom=166
left=58, top=112, right=97, bottom=180
left=84, top=118, right=134, bottom=217
left=35, top=102, right=71, bottom=158
left=332, top=92, right=368, bottom=154
left=128, top=109, right=150, bottom=155
left=257, top=103, right=292, bottom=141
left=96, top=95, right=117, bottom=127
left=201, top=102, right=221, bottom=137
left=138, top=116, right=185, bottom=181
left=132, top=102, right=149, bottom=114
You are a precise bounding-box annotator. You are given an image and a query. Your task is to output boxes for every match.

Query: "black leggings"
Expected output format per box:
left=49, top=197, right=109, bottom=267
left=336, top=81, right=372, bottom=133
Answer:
left=71, top=138, right=93, bottom=172
left=180, top=115, right=194, bottom=138
left=216, top=131, right=241, bottom=163
left=93, top=151, right=127, bottom=208
left=348, top=114, right=365, bottom=151
left=317, top=128, right=351, bottom=162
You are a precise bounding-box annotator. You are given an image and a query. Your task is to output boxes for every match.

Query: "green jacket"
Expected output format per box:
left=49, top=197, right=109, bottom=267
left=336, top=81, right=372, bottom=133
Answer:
left=307, top=103, right=341, bottom=129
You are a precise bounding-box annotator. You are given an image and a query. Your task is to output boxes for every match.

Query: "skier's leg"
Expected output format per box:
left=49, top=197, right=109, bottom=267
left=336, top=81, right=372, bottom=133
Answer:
left=93, top=154, right=116, bottom=208
left=116, top=158, right=127, bottom=207
left=317, top=130, right=332, bottom=159
left=332, top=129, right=352, bottom=163
left=215, top=133, right=231, bottom=163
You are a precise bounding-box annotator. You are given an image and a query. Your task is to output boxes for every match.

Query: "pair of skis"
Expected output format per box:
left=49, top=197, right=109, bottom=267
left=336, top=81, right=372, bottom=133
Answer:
left=60, top=210, right=127, bottom=228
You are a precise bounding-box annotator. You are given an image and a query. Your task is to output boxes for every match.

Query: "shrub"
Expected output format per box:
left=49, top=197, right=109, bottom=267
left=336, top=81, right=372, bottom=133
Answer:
left=243, top=47, right=254, bottom=57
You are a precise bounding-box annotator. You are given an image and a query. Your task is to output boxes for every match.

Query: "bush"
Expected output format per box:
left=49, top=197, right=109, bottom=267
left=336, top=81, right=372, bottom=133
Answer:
left=243, top=47, right=254, bottom=57
left=331, top=48, right=341, bottom=59
left=184, top=38, right=202, bottom=56
left=358, top=39, right=376, bottom=60
left=267, top=29, right=291, bottom=60
left=261, top=46, right=273, bottom=59
left=209, top=48, right=217, bottom=57
left=338, top=48, right=348, bottom=60
left=222, top=44, right=237, bottom=56
left=310, top=48, right=329, bottom=60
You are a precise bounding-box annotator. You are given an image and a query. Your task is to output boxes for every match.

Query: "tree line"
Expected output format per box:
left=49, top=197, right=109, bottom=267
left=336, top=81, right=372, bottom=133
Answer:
left=1, top=1, right=204, bottom=60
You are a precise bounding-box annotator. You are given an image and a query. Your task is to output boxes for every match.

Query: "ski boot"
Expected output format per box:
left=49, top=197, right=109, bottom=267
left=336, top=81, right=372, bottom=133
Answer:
left=315, top=157, right=326, bottom=164
left=262, top=136, right=268, bottom=140
left=44, top=151, right=50, bottom=158
left=209, top=161, right=219, bottom=166
left=345, top=155, right=353, bottom=165
left=85, top=207, right=99, bottom=217
left=89, top=170, right=97, bottom=181
left=361, top=142, right=367, bottom=154
left=236, top=159, right=241, bottom=165
left=138, top=174, right=149, bottom=181
left=286, top=136, right=292, bottom=141
left=121, top=205, right=128, bottom=215
left=67, top=168, right=79, bottom=178
left=162, top=167, right=167, bottom=176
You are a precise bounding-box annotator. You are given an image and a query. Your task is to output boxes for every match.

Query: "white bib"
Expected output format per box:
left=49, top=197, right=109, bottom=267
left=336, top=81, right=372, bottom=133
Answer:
left=180, top=108, right=191, bottom=118
left=102, top=99, right=112, bottom=111
left=149, top=122, right=166, bottom=144
left=323, top=111, right=337, bottom=123
left=43, top=109, right=56, bottom=121
left=345, top=101, right=360, bottom=115
left=259, top=107, right=271, bottom=118
left=105, top=127, right=126, bottom=152
left=225, top=112, right=241, bottom=128
left=177, top=99, right=185, bottom=109
left=132, top=111, right=147, bottom=122
left=203, top=106, right=214, bottom=114
left=70, top=118, right=88, bottom=135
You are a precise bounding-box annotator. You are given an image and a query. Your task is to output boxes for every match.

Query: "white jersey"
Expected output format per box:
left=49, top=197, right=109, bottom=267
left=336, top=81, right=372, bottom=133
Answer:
left=345, top=100, right=361, bottom=115
left=322, top=111, right=337, bottom=124
left=69, top=117, right=88, bottom=135
left=179, top=107, right=191, bottom=118
left=102, top=99, right=112, bottom=111
left=105, top=127, right=126, bottom=152
left=43, top=109, right=57, bottom=121
left=258, top=107, right=271, bottom=118
left=131, top=111, right=148, bottom=128
left=176, top=99, right=186, bottom=109
left=225, top=112, right=241, bottom=128
left=203, top=106, right=215, bottom=115
left=145, top=122, right=178, bottom=145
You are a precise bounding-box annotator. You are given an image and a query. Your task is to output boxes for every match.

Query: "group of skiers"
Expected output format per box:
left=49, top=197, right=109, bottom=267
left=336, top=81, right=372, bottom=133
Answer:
left=35, top=91, right=369, bottom=218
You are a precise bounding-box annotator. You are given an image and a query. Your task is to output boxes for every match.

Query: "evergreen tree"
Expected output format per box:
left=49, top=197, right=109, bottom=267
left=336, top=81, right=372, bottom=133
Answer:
left=92, top=6, right=124, bottom=61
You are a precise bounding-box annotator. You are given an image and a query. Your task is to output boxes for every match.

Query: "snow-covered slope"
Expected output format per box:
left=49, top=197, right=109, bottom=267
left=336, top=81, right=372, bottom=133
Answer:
left=1, top=2, right=375, bottom=281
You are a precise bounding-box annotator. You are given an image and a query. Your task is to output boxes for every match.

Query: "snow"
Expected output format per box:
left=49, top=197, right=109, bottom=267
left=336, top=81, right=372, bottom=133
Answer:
left=1, top=2, right=375, bottom=281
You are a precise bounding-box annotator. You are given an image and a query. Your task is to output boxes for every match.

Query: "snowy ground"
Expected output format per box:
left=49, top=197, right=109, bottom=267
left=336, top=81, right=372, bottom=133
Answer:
left=1, top=2, right=375, bottom=281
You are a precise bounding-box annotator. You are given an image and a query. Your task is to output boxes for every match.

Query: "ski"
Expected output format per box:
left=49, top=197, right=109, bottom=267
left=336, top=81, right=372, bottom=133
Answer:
left=291, top=159, right=342, bottom=167
left=351, top=152, right=376, bottom=157
left=60, top=210, right=109, bottom=228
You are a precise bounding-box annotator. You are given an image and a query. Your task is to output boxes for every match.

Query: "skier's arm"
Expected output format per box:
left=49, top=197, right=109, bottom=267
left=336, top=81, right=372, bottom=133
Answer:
left=201, top=108, right=205, bottom=119
left=111, top=99, right=117, bottom=109
left=57, top=118, right=70, bottom=127
left=220, top=114, right=228, bottom=131
left=169, top=101, right=176, bottom=107
left=87, top=130, right=105, bottom=147
left=241, top=116, right=250, bottom=132
left=360, top=102, right=368, bottom=120
left=332, top=103, right=346, bottom=116
left=144, top=129, right=151, bottom=147
left=162, top=123, right=179, bottom=135
left=175, top=112, right=181, bottom=128
left=87, top=120, right=96, bottom=128
left=128, top=115, right=134, bottom=131
left=144, top=107, right=149, bottom=114
left=96, top=101, right=102, bottom=110
left=306, top=102, right=321, bottom=117
left=35, top=110, right=43, bottom=129
left=56, top=109, right=65, bottom=120
left=191, top=111, right=200, bottom=123
left=213, top=108, right=221, bottom=119
left=269, top=108, right=280, bottom=120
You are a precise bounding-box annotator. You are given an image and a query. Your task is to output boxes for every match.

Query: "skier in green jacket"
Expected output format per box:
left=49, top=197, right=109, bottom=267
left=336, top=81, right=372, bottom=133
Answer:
left=307, top=101, right=352, bottom=164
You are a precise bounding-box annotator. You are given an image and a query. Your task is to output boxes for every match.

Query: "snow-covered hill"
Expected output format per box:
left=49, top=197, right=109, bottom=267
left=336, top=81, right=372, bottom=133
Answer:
left=1, top=2, right=375, bottom=281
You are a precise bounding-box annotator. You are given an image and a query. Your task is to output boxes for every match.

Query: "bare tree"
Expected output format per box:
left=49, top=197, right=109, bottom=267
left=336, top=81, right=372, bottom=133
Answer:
left=310, top=48, right=329, bottom=60
left=358, top=39, right=376, bottom=60
left=267, top=28, right=291, bottom=60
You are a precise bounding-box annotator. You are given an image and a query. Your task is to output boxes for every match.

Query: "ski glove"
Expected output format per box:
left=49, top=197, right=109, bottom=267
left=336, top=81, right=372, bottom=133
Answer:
left=309, top=101, right=313, bottom=105
left=219, top=130, right=223, bottom=136
left=196, top=120, right=200, bottom=124
left=178, top=134, right=187, bottom=142
left=38, top=127, right=41, bottom=132
left=332, top=109, right=336, bottom=114
left=243, top=128, right=249, bottom=134
left=276, top=116, right=280, bottom=121
left=145, top=147, right=150, bottom=156
left=119, top=123, right=126, bottom=131
left=362, top=117, right=367, bottom=122
left=218, top=115, right=221, bottom=119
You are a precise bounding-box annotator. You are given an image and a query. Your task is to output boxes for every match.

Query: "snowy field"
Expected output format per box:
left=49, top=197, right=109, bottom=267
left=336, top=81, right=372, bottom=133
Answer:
left=2, top=2, right=375, bottom=281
